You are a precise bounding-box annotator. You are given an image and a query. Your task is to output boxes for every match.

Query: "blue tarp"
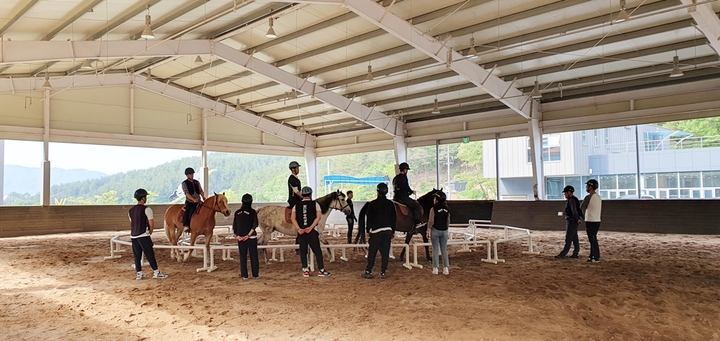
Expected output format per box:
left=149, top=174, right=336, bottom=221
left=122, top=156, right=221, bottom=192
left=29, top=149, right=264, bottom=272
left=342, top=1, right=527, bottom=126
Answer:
left=323, top=175, right=390, bottom=186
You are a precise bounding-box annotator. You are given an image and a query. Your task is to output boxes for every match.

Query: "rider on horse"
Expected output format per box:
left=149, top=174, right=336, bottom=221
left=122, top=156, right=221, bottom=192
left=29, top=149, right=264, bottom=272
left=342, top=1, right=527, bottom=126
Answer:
left=182, top=167, right=206, bottom=233
left=392, top=162, right=424, bottom=228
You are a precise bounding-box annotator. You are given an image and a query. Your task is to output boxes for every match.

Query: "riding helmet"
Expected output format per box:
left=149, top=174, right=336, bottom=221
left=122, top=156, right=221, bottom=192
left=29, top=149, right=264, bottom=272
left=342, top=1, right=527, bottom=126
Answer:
left=399, top=162, right=410, bottom=171
left=185, top=167, right=195, bottom=175
left=585, top=179, right=599, bottom=190
left=562, top=185, right=575, bottom=193
left=434, top=190, right=447, bottom=201
left=288, top=161, right=301, bottom=169
left=300, top=186, right=313, bottom=196
left=376, top=182, right=389, bottom=195
left=134, top=188, right=148, bottom=201
left=241, top=193, right=253, bottom=205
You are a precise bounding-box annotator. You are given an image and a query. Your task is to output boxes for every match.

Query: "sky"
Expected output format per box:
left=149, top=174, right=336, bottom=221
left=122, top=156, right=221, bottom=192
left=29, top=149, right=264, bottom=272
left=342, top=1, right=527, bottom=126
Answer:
left=2, top=140, right=199, bottom=175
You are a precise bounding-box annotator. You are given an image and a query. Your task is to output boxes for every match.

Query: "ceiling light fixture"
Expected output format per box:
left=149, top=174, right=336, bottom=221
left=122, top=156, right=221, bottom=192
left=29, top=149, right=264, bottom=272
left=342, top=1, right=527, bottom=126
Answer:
left=431, top=97, right=441, bottom=114
left=670, top=55, right=684, bottom=78
left=80, top=59, right=93, bottom=70
left=266, top=17, right=277, bottom=39
left=145, top=68, right=153, bottom=82
left=467, top=37, right=478, bottom=60
left=366, top=63, right=374, bottom=81
left=194, top=55, right=204, bottom=65
left=530, top=80, right=542, bottom=99
left=445, top=49, right=453, bottom=68
left=355, top=120, right=363, bottom=127
left=140, top=6, right=155, bottom=39
left=615, top=0, right=630, bottom=23
left=42, top=73, right=52, bottom=90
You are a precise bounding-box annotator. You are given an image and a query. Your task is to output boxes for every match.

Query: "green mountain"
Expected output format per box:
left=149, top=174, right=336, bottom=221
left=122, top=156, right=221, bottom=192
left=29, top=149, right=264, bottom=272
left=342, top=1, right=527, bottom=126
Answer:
left=4, top=165, right=107, bottom=194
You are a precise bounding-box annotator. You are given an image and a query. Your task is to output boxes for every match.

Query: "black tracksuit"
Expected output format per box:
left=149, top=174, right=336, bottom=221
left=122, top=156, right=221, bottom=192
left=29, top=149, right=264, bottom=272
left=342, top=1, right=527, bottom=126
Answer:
left=392, top=173, right=422, bottom=223
left=295, top=199, right=325, bottom=270
left=287, top=175, right=302, bottom=208
left=365, top=196, right=397, bottom=274
left=129, top=205, right=159, bottom=273
left=346, top=198, right=357, bottom=244
left=182, top=179, right=202, bottom=228
left=559, top=196, right=582, bottom=257
left=233, top=205, right=259, bottom=278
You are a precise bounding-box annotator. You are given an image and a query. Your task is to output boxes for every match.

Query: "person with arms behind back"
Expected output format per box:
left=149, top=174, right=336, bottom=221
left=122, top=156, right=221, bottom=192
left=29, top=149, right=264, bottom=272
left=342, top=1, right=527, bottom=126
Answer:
left=129, top=188, right=167, bottom=280
left=362, top=183, right=396, bottom=280
left=233, top=193, right=260, bottom=280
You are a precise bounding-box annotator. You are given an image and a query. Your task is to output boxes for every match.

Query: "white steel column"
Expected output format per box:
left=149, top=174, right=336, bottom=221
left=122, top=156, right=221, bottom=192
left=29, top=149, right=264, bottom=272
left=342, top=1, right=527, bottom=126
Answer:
left=201, top=110, right=209, bottom=194
left=527, top=100, right=544, bottom=201
left=304, top=147, right=317, bottom=192
left=129, top=84, right=135, bottom=135
left=0, top=140, right=4, bottom=205
left=42, top=89, right=51, bottom=207
left=680, top=0, right=720, bottom=56
left=393, top=135, right=407, bottom=170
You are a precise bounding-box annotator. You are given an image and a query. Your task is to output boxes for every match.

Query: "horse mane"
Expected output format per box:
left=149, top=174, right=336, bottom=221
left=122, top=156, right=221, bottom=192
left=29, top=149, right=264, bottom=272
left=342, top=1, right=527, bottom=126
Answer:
left=315, top=191, right=339, bottom=214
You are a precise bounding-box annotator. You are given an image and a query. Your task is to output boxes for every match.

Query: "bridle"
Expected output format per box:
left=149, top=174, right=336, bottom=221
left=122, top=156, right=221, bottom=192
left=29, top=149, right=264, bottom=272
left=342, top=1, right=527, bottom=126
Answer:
left=330, top=197, right=350, bottom=213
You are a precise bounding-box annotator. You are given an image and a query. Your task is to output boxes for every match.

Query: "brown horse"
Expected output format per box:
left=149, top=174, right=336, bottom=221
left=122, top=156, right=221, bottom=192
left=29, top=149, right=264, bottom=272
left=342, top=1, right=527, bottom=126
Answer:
left=358, top=188, right=439, bottom=262
left=164, top=192, right=231, bottom=262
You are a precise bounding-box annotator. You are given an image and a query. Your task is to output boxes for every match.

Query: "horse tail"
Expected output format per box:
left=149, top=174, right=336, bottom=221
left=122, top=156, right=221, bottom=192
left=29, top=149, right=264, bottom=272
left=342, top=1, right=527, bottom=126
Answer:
left=358, top=203, right=368, bottom=236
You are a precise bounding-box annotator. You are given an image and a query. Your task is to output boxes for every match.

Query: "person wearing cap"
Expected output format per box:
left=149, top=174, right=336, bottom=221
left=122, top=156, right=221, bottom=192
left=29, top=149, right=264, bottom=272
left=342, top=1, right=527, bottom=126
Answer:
left=233, top=193, right=260, bottom=280
left=580, top=179, right=602, bottom=263
left=129, top=188, right=167, bottom=280
left=428, top=190, right=451, bottom=275
left=292, top=186, right=331, bottom=277
left=392, top=162, right=424, bottom=228
left=362, top=183, right=396, bottom=279
left=555, top=185, right=582, bottom=260
left=182, top=167, right=206, bottom=233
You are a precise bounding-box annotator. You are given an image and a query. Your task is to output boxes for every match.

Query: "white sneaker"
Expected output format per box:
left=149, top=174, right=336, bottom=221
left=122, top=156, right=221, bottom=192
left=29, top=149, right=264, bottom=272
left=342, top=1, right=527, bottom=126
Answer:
left=443, top=267, right=449, bottom=275
left=136, top=272, right=145, bottom=280
left=153, top=271, right=168, bottom=279
left=432, top=267, right=438, bottom=275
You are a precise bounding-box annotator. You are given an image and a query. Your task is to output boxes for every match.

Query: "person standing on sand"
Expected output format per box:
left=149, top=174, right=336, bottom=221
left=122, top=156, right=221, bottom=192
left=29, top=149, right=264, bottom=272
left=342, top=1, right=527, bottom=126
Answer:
left=555, top=185, right=581, bottom=260
left=580, top=179, right=602, bottom=263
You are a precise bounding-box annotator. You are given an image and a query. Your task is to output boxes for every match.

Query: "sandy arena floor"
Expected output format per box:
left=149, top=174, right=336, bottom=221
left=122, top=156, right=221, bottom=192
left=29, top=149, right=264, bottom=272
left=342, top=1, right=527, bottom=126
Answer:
left=1, top=230, right=719, bottom=341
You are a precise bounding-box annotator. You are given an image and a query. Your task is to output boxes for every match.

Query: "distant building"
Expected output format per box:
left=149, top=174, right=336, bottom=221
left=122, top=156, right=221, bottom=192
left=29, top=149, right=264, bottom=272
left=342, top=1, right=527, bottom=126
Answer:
left=483, top=125, right=720, bottom=200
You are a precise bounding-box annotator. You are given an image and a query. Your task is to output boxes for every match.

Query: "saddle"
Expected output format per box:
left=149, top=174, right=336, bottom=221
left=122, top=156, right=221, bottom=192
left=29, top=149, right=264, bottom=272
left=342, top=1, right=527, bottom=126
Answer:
left=392, top=201, right=411, bottom=217
left=285, top=207, right=293, bottom=224
left=177, top=203, right=201, bottom=224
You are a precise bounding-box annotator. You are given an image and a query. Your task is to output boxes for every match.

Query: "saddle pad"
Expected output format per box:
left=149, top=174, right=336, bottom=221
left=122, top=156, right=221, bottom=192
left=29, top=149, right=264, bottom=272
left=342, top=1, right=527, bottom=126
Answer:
left=285, top=207, right=293, bottom=224
left=393, top=201, right=410, bottom=216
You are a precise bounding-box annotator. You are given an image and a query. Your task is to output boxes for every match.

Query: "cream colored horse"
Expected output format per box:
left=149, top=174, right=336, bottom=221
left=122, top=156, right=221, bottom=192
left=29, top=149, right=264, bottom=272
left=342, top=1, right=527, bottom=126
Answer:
left=256, top=190, right=351, bottom=262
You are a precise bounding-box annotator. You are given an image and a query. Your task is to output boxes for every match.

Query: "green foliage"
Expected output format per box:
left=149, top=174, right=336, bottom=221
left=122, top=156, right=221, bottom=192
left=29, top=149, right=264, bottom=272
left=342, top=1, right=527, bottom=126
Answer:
left=660, top=118, right=720, bottom=137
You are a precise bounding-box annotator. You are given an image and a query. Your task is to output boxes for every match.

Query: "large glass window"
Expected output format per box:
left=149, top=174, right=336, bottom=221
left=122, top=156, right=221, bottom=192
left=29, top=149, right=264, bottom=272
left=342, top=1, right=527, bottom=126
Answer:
left=48, top=142, right=198, bottom=205
left=208, top=152, right=294, bottom=203
left=657, top=172, right=678, bottom=189
left=318, top=150, right=394, bottom=201
left=2, top=140, right=43, bottom=206
left=408, top=145, right=439, bottom=197
left=617, top=174, right=636, bottom=189
left=453, top=140, right=497, bottom=200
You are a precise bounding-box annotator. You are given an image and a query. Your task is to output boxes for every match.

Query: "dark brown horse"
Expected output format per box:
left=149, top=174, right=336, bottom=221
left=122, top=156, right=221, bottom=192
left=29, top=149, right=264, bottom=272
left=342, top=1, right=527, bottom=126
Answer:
left=164, top=193, right=231, bottom=262
left=358, top=189, right=439, bottom=262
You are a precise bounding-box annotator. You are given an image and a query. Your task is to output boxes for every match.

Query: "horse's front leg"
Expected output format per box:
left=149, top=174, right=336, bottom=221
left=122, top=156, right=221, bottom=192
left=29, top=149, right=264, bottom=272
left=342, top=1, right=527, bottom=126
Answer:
left=319, top=236, right=334, bottom=262
left=183, top=232, right=199, bottom=262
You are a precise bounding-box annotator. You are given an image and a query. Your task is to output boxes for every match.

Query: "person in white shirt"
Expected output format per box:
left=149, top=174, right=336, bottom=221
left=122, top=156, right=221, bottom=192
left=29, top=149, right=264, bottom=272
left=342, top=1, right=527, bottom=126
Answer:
left=129, top=188, right=168, bottom=280
left=580, top=179, right=602, bottom=263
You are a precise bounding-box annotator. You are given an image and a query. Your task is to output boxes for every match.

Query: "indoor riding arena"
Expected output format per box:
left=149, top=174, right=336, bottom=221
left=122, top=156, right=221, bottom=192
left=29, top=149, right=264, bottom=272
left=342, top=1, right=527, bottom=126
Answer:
left=2, top=0, right=720, bottom=340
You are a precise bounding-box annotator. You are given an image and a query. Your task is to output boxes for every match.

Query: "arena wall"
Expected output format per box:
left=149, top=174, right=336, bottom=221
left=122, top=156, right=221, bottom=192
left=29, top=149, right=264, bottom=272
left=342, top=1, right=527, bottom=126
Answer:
left=0, top=200, right=718, bottom=238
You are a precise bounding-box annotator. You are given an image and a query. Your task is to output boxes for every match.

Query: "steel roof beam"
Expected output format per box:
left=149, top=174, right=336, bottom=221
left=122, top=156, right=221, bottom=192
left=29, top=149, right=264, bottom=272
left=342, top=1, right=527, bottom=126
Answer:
left=252, top=14, right=695, bottom=116
left=680, top=0, right=720, bottom=56
left=0, top=0, right=41, bottom=36
left=212, top=44, right=403, bottom=136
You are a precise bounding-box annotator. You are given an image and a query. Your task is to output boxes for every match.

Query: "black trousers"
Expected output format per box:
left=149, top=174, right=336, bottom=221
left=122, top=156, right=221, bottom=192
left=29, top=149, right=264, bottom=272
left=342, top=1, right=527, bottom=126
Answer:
left=585, top=222, right=601, bottom=260
left=346, top=216, right=355, bottom=244
left=298, top=230, right=324, bottom=270
left=394, top=196, right=422, bottom=223
left=559, top=219, right=579, bottom=257
left=366, top=230, right=392, bottom=273
left=183, top=201, right=198, bottom=227
left=132, top=236, right=158, bottom=272
left=238, top=239, right=259, bottom=278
